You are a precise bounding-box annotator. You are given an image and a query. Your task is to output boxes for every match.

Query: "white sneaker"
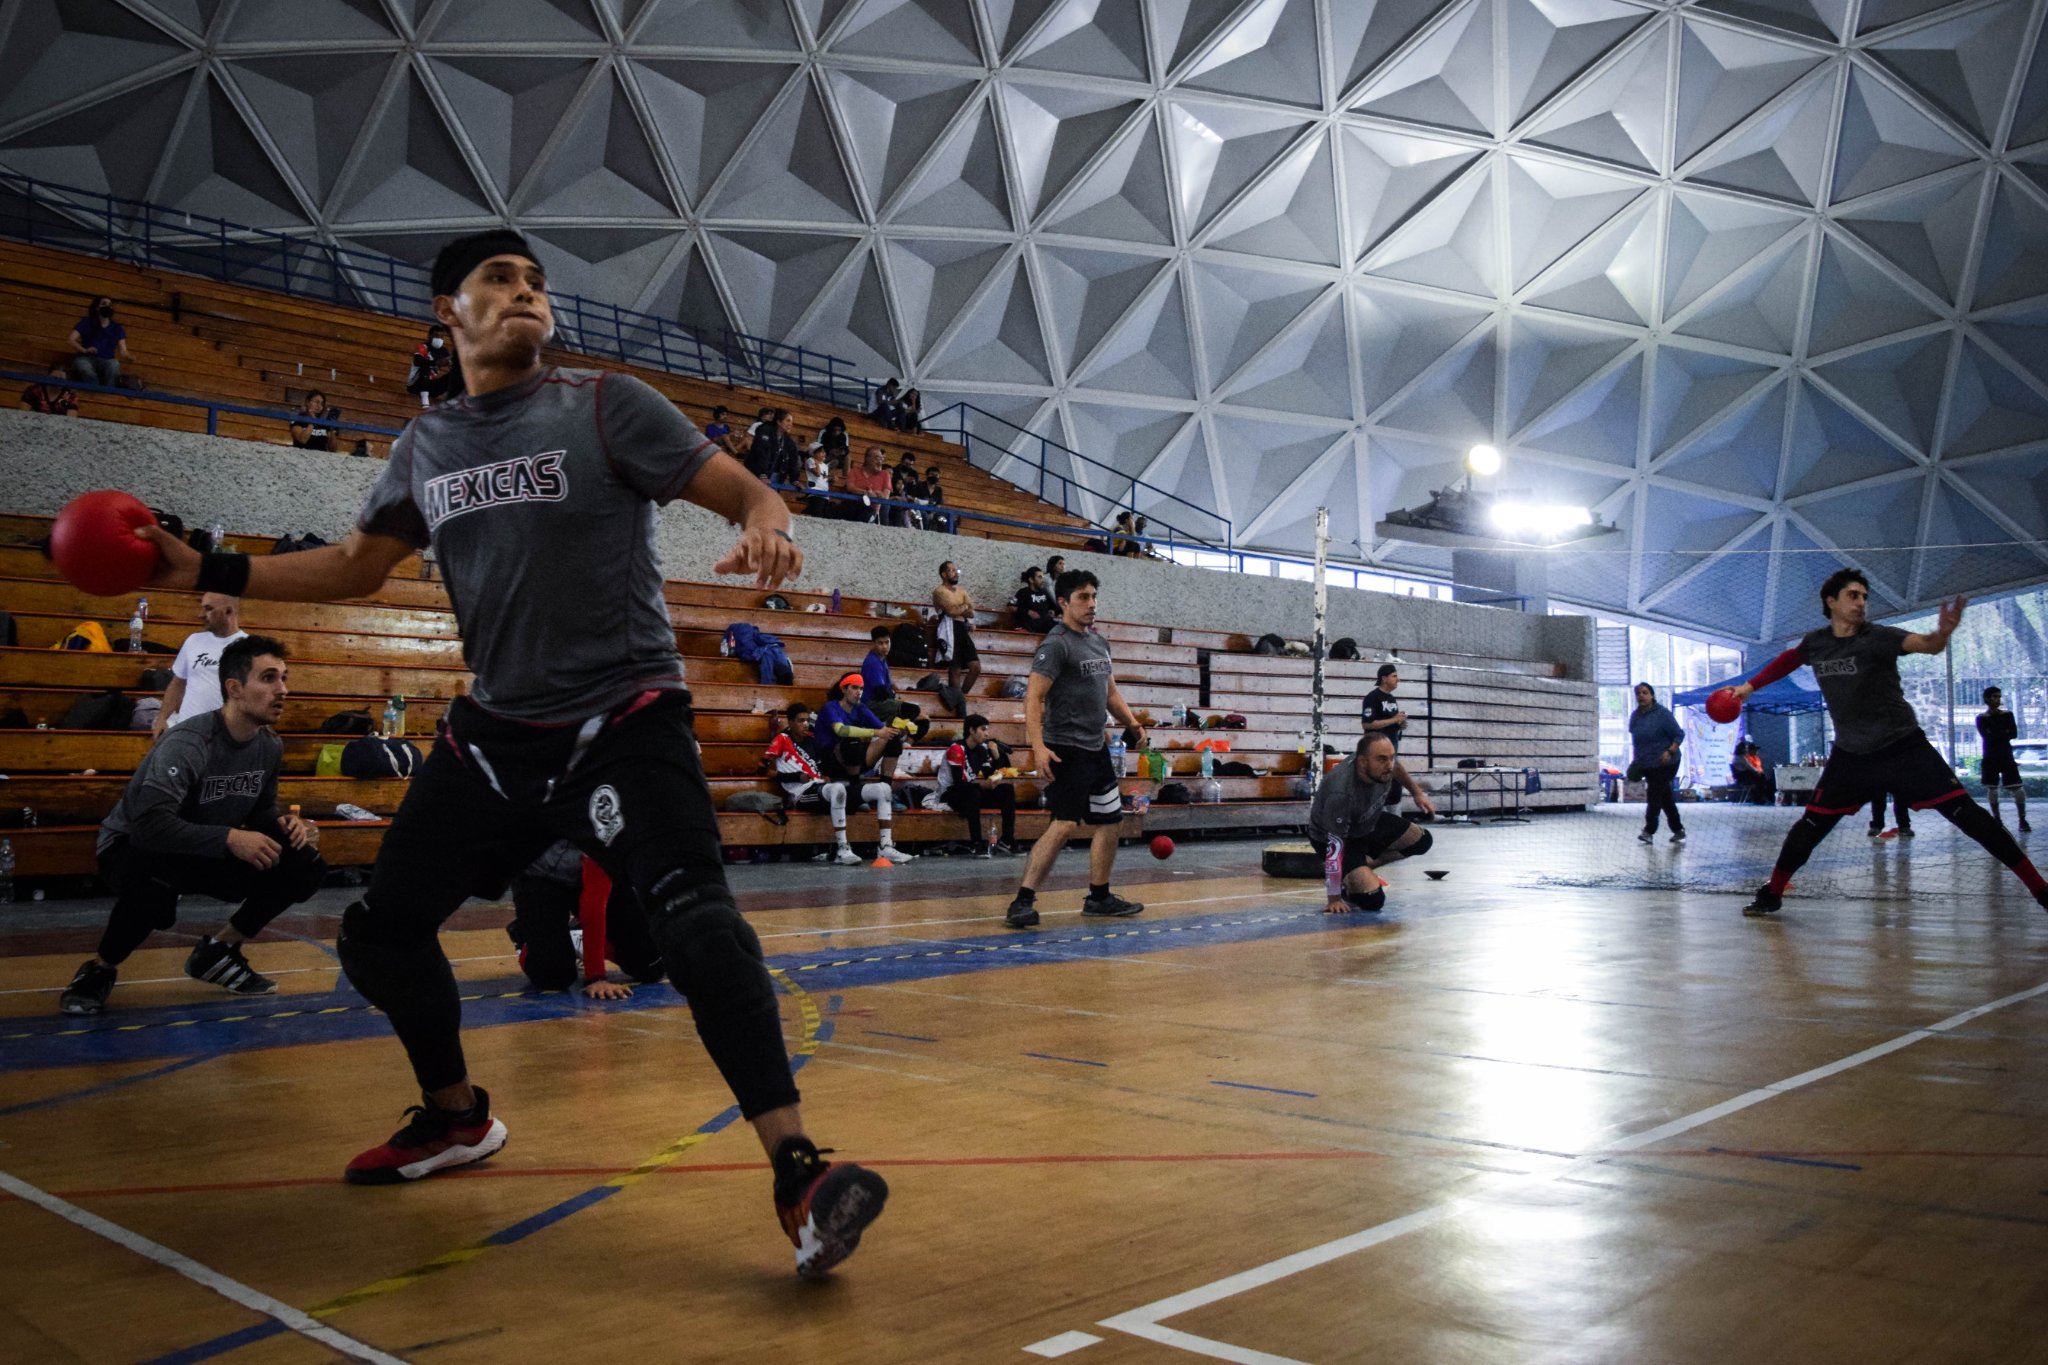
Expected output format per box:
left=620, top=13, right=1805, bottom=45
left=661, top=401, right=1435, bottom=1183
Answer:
left=878, top=843, right=917, bottom=863
left=833, top=847, right=862, bottom=866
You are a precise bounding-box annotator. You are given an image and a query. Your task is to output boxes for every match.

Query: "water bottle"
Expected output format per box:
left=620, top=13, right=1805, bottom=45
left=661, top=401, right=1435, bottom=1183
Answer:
left=830, top=588, right=841, bottom=614
left=0, top=839, right=14, bottom=904
left=1296, top=729, right=1309, bottom=755
left=128, top=598, right=148, bottom=653
left=382, top=700, right=398, bottom=737
left=1200, top=747, right=1215, bottom=780
left=1171, top=703, right=1186, bottom=728
left=1109, top=736, right=1126, bottom=777
left=393, top=695, right=408, bottom=738
left=210, top=520, right=226, bottom=552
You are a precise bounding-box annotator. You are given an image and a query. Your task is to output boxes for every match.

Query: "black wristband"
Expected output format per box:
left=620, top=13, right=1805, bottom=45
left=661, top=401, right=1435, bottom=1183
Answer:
left=195, top=552, right=251, bottom=596
left=773, top=528, right=795, bottom=544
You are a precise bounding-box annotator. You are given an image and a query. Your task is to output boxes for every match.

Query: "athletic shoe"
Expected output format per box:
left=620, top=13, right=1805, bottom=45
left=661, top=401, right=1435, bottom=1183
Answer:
left=184, top=937, right=277, bottom=996
left=1082, top=891, right=1144, bottom=918
left=989, top=841, right=1020, bottom=858
left=1867, top=827, right=1882, bottom=838
left=2021, top=821, right=2033, bottom=834
left=971, top=841, right=993, bottom=859
left=833, top=847, right=863, bottom=866
left=772, top=1137, right=889, bottom=1280
left=1671, top=829, right=1686, bottom=843
left=878, top=843, right=917, bottom=864
left=344, top=1088, right=508, bottom=1185
left=59, top=960, right=116, bottom=1016
left=1637, top=831, right=1655, bottom=844
left=1004, top=894, right=1040, bottom=929
left=1899, top=829, right=1915, bottom=838
left=1742, top=887, right=1782, bottom=918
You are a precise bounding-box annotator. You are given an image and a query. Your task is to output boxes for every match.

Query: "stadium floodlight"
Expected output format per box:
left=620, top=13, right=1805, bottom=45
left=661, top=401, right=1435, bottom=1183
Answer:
left=1465, top=444, right=1501, bottom=478
left=1489, top=503, right=1594, bottom=539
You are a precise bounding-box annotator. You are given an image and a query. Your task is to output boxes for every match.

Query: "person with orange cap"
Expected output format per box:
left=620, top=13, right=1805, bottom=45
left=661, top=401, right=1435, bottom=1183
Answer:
left=814, top=673, right=916, bottom=864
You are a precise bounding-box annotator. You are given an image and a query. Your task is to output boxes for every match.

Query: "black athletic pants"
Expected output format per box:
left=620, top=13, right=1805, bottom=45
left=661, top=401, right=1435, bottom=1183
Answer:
left=1867, top=788, right=1912, bottom=833
left=1641, top=765, right=1684, bottom=834
left=941, top=782, right=1016, bottom=845
left=340, top=691, right=798, bottom=1118
left=95, top=826, right=327, bottom=965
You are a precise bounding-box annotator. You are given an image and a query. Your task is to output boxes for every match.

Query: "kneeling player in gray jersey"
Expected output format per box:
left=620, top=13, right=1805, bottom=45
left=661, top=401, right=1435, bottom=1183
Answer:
left=60, top=636, right=326, bottom=1015
left=130, top=230, right=884, bottom=1278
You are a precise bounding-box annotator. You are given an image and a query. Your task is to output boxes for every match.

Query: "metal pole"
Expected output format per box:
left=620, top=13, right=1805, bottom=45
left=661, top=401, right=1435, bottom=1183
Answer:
left=1309, top=506, right=1329, bottom=795
left=1946, top=643, right=1956, bottom=763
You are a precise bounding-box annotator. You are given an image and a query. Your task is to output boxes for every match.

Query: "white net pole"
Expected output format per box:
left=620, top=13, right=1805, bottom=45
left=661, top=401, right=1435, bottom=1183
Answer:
left=1309, top=506, right=1329, bottom=795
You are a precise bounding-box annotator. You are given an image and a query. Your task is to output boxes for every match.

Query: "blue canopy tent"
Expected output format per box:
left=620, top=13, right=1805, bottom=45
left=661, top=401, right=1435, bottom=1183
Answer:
left=1671, top=673, right=1825, bottom=716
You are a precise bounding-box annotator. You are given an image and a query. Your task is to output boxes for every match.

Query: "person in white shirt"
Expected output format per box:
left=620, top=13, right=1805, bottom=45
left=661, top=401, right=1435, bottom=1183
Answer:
left=154, top=593, right=247, bottom=739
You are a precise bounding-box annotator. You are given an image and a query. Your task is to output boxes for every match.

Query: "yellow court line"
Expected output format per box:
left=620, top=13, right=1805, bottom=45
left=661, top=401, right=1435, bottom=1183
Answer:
left=309, top=970, right=824, bottom=1321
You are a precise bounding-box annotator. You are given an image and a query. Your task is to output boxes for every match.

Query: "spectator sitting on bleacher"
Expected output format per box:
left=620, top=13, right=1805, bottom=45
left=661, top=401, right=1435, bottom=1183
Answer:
left=289, top=391, right=341, bottom=452
left=1013, top=566, right=1057, bottom=633
left=703, top=404, right=732, bottom=447
left=1732, top=741, right=1776, bottom=805
left=1045, top=554, right=1067, bottom=582
left=21, top=364, right=78, bottom=416
left=870, top=379, right=901, bottom=428
left=58, top=635, right=326, bottom=1017
left=923, top=470, right=952, bottom=534
left=813, top=675, right=915, bottom=863
left=939, top=714, right=1019, bottom=857
left=890, top=464, right=922, bottom=529
left=813, top=417, right=850, bottom=476
left=764, top=704, right=875, bottom=867
left=846, top=444, right=892, bottom=522
left=155, top=591, right=247, bottom=741
left=405, top=323, right=461, bottom=405
left=748, top=409, right=800, bottom=485
left=67, top=294, right=131, bottom=387
left=859, top=626, right=925, bottom=734
left=897, top=387, right=924, bottom=434
left=801, top=445, right=835, bottom=518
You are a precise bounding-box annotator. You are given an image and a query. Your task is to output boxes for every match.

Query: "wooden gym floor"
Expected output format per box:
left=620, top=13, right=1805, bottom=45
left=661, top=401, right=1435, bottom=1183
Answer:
left=2, top=806, right=2046, bottom=1364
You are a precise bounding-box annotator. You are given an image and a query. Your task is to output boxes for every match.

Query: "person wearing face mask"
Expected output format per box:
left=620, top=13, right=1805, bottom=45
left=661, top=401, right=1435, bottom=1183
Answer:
left=405, top=322, right=462, bottom=404
left=67, top=295, right=131, bottom=387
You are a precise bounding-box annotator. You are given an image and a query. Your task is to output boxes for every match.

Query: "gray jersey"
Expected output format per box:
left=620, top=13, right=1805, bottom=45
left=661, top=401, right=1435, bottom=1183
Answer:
left=1030, top=622, right=1114, bottom=750
left=358, top=368, right=715, bottom=723
left=98, top=710, right=282, bottom=857
left=1799, top=623, right=1918, bottom=754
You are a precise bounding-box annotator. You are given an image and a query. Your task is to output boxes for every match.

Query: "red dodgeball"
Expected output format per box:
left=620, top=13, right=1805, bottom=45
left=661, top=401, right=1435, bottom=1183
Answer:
left=50, top=490, right=160, bottom=597
left=1149, top=835, right=1175, bottom=860
left=1705, top=688, right=1743, bottom=724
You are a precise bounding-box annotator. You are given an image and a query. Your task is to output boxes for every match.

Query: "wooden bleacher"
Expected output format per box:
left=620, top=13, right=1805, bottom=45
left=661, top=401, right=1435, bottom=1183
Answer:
left=0, top=238, right=1097, bottom=550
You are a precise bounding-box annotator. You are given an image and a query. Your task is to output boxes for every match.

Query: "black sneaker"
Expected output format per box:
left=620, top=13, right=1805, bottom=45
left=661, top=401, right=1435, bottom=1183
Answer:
left=1899, top=828, right=1915, bottom=838
left=1637, top=831, right=1655, bottom=844
left=972, top=841, right=993, bottom=859
left=1742, top=887, right=1782, bottom=918
left=1004, top=894, right=1040, bottom=929
left=773, top=1137, right=889, bottom=1280
left=1671, top=829, right=1686, bottom=843
left=185, top=937, right=278, bottom=996
left=1867, top=827, right=1882, bottom=838
left=59, top=960, right=116, bottom=1016
left=1082, top=891, right=1144, bottom=918
left=2022, top=820, right=2033, bottom=834
left=989, top=840, right=1020, bottom=858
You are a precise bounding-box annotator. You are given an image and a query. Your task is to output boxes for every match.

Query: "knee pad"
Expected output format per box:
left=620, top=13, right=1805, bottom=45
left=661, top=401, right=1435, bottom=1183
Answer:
left=644, top=877, right=774, bottom=1020
left=1407, top=828, right=1433, bottom=857
left=863, top=781, right=892, bottom=813
left=882, top=734, right=904, bottom=758
left=1346, top=888, right=1387, bottom=912
left=338, top=899, right=455, bottom=1009
left=519, top=938, right=579, bottom=992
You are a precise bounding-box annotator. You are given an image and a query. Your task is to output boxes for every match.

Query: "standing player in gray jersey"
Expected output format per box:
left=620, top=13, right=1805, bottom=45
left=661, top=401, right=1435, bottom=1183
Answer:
left=59, top=635, right=325, bottom=1015
left=130, top=230, right=885, bottom=1279
left=1731, top=569, right=2048, bottom=919
left=1005, top=570, right=1146, bottom=929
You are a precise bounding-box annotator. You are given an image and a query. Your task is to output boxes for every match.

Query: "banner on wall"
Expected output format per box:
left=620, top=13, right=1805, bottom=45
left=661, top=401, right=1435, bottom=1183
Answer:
left=1681, top=707, right=1742, bottom=790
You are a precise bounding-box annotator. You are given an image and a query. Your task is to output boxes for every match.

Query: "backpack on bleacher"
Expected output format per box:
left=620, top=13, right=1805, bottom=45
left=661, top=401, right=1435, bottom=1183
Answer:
left=319, top=709, right=374, bottom=735
left=1328, top=637, right=1358, bottom=660
left=1253, top=633, right=1286, bottom=656
left=721, top=623, right=794, bottom=686
left=888, top=622, right=928, bottom=669
left=61, top=688, right=134, bottom=730
left=138, top=666, right=174, bottom=691
left=1154, top=782, right=1192, bottom=804
left=341, top=736, right=421, bottom=778
left=55, top=621, right=112, bottom=652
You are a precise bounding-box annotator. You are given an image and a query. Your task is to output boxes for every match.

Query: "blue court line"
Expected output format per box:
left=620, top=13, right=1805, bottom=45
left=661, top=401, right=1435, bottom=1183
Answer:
left=1024, top=1052, right=1107, bottom=1068
left=0, top=1054, right=213, bottom=1119
left=1211, top=1079, right=1320, bottom=1099
left=141, top=1321, right=286, bottom=1365
left=1710, top=1146, right=1862, bottom=1172
left=864, top=1030, right=939, bottom=1043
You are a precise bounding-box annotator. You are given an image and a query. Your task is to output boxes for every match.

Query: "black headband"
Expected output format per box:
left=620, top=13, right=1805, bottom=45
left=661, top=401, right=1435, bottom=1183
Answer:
left=431, top=229, right=536, bottom=299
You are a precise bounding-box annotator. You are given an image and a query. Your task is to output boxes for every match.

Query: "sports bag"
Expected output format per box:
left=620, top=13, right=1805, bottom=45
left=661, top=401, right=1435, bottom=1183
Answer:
left=341, top=736, right=421, bottom=778
left=1328, top=637, right=1359, bottom=660
left=1254, top=633, right=1286, bottom=656
left=138, top=666, right=174, bottom=691
left=319, top=709, right=374, bottom=735
left=1154, top=782, right=1192, bottom=804
left=61, top=688, right=133, bottom=730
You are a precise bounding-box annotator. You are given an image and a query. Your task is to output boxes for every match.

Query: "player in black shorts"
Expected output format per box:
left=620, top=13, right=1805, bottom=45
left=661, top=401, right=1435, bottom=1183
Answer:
left=1732, top=569, right=2047, bottom=918
left=1005, top=571, right=1146, bottom=928
left=133, top=230, right=885, bottom=1279
left=1978, top=686, right=2029, bottom=833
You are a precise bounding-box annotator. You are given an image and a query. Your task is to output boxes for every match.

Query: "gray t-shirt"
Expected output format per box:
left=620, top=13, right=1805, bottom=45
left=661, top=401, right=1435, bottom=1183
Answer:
left=358, top=368, right=715, bottom=723
left=1800, top=623, right=1918, bottom=754
left=1030, top=622, right=1113, bottom=750
left=99, top=710, right=282, bottom=857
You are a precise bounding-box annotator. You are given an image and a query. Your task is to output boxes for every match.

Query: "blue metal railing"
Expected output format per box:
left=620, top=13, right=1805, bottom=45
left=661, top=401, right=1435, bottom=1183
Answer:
left=767, top=482, right=1219, bottom=557
left=2, top=368, right=403, bottom=442
left=925, top=402, right=1232, bottom=553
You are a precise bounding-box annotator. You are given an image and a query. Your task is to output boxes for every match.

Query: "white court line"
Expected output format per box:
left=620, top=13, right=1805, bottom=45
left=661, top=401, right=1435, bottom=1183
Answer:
left=0, top=1166, right=408, bottom=1364
left=1050, top=978, right=2048, bottom=1363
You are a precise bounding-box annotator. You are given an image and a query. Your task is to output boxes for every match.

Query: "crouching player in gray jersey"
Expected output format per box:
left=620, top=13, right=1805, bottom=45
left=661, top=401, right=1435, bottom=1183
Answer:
left=60, top=635, right=325, bottom=1015
left=129, top=230, right=885, bottom=1278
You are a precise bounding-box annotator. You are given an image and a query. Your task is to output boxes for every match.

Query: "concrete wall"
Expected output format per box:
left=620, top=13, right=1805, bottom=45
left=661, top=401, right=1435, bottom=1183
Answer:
left=0, top=409, right=1594, bottom=678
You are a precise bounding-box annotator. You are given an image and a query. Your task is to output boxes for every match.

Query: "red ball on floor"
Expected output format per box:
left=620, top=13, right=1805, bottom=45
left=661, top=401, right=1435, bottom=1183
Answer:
left=1149, top=835, right=1175, bottom=860
left=50, top=489, right=159, bottom=597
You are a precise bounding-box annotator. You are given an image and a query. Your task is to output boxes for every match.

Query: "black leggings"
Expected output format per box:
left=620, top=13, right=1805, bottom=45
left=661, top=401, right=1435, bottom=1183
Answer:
left=942, top=782, right=1016, bottom=844
left=1642, top=765, right=1684, bottom=833
left=96, top=828, right=327, bottom=965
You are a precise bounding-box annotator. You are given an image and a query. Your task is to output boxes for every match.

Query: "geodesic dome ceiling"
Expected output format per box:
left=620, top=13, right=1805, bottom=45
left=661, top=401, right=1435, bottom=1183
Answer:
left=5, top=0, right=2048, bottom=644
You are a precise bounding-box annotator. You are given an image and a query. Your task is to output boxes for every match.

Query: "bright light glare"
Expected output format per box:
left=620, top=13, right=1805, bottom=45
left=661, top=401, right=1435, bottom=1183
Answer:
left=1489, top=503, right=1593, bottom=537
left=1465, top=444, right=1502, bottom=477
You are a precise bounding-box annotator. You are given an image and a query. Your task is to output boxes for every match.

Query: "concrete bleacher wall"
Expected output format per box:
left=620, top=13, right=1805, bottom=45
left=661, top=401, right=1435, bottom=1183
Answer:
left=0, top=410, right=1595, bottom=680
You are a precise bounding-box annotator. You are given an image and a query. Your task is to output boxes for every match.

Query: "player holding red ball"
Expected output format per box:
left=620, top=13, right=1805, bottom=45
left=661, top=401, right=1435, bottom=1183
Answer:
left=1735, top=569, right=2048, bottom=919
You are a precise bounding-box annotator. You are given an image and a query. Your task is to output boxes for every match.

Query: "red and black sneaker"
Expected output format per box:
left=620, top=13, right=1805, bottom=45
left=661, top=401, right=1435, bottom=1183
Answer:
left=344, top=1088, right=508, bottom=1185
left=772, top=1136, right=888, bottom=1280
